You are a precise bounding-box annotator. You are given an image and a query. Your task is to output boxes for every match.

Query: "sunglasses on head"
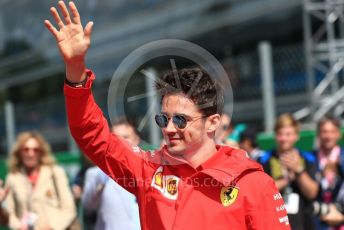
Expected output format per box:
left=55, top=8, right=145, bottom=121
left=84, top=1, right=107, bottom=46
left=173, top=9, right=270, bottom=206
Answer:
left=155, top=114, right=205, bottom=129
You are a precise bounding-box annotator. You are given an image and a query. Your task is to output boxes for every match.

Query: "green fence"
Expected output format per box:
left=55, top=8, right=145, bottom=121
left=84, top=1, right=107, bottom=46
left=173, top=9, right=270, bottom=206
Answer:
left=2, top=131, right=344, bottom=179
left=0, top=152, right=81, bottom=181
left=257, top=129, right=344, bottom=151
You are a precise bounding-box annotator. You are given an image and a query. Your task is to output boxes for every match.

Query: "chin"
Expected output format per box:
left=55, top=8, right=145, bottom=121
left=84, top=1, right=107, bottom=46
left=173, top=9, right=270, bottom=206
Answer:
left=23, top=161, right=38, bottom=169
left=167, top=145, right=185, bottom=156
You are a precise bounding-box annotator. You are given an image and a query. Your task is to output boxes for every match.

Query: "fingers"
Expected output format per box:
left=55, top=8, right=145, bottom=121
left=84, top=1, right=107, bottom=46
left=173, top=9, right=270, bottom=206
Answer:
left=280, top=155, right=290, bottom=164
left=58, top=1, right=72, bottom=25
left=0, top=180, right=9, bottom=202
left=50, top=7, right=65, bottom=29
left=44, top=20, right=59, bottom=39
left=69, top=1, right=81, bottom=24
left=3, top=187, right=9, bottom=199
left=84, top=21, right=94, bottom=40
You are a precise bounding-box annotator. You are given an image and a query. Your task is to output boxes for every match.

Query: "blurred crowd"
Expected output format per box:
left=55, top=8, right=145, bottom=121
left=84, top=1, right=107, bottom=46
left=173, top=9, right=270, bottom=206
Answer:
left=0, top=112, right=344, bottom=230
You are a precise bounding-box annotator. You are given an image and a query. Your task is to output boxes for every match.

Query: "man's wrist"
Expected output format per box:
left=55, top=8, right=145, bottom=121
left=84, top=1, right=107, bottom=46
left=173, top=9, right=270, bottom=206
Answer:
left=65, top=61, right=87, bottom=83
left=65, top=75, right=89, bottom=88
left=295, top=165, right=305, bottom=176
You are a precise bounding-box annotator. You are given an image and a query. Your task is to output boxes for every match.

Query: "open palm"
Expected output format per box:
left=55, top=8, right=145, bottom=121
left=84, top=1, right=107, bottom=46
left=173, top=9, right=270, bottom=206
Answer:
left=44, top=1, right=93, bottom=63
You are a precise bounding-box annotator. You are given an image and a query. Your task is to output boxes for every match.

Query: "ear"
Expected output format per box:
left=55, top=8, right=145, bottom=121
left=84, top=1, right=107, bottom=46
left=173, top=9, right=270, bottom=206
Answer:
left=295, top=132, right=300, bottom=142
left=136, top=135, right=141, bottom=146
left=206, top=114, right=221, bottom=133
left=336, top=128, right=341, bottom=141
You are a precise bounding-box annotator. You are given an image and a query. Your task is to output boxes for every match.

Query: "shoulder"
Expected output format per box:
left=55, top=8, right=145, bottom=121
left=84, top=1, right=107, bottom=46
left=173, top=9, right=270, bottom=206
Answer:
left=5, top=172, right=19, bottom=184
left=86, top=166, right=99, bottom=174
left=48, top=165, right=68, bottom=177
left=5, top=171, right=24, bottom=181
left=226, top=147, right=250, bottom=160
left=299, top=150, right=317, bottom=163
left=237, top=170, right=276, bottom=201
left=239, top=170, right=273, bottom=187
left=238, top=170, right=280, bottom=206
left=5, top=172, right=27, bottom=192
left=257, top=150, right=274, bottom=165
left=85, top=166, right=104, bottom=178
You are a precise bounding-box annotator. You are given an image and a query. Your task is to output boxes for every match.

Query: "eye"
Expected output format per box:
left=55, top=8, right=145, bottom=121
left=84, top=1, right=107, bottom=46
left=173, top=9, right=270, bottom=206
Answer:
left=155, top=114, right=168, bottom=128
left=173, top=115, right=187, bottom=129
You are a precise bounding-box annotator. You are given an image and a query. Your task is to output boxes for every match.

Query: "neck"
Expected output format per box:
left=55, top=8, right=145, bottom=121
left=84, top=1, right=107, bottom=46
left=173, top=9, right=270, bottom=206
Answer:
left=321, top=146, right=336, bottom=156
left=277, top=147, right=295, bottom=155
left=183, top=140, right=217, bottom=168
left=246, top=146, right=254, bottom=153
left=25, top=167, right=38, bottom=176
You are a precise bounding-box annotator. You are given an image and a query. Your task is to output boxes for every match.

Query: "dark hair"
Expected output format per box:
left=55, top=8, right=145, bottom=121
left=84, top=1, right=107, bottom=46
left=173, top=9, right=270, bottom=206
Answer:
left=155, top=68, right=224, bottom=116
left=239, top=129, right=258, bottom=148
left=112, top=117, right=138, bottom=135
left=317, top=116, right=341, bottom=133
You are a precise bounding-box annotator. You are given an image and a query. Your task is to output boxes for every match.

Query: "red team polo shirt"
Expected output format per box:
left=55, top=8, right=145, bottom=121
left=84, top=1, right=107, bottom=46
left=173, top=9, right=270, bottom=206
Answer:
left=64, top=70, right=290, bottom=230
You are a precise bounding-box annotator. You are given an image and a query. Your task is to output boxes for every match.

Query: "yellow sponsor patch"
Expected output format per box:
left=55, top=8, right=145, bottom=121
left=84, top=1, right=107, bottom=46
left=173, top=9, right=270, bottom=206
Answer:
left=167, top=178, right=178, bottom=196
left=154, top=172, right=163, bottom=189
left=220, top=186, right=239, bottom=207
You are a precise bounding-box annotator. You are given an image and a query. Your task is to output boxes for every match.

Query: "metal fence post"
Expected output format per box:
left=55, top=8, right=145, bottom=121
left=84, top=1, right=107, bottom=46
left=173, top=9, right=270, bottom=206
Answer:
left=5, top=101, right=15, bottom=153
left=144, top=68, right=160, bottom=147
left=259, top=41, right=276, bottom=133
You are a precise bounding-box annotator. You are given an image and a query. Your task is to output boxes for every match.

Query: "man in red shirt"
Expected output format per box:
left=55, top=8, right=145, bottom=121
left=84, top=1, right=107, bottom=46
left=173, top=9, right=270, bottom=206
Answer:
left=45, top=1, right=290, bottom=229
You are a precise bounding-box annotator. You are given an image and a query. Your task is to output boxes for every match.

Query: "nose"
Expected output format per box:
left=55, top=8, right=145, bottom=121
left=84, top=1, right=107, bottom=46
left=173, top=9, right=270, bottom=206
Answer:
left=164, top=118, right=177, bottom=134
left=26, top=149, right=36, bottom=156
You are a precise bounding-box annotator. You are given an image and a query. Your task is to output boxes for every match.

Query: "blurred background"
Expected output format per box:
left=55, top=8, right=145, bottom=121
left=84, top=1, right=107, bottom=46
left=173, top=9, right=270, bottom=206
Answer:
left=0, top=0, right=343, bottom=177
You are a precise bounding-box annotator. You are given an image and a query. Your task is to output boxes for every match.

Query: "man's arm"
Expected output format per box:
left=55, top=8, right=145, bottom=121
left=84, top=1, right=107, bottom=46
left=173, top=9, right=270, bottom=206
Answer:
left=45, top=1, right=146, bottom=195
left=275, top=178, right=289, bottom=191
left=294, top=170, right=319, bottom=199
left=246, top=178, right=291, bottom=230
left=280, top=151, right=319, bottom=199
left=320, top=204, right=344, bottom=226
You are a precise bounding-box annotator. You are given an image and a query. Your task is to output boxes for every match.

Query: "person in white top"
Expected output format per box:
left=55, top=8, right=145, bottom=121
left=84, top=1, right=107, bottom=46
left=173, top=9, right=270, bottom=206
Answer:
left=82, top=119, right=141, bottom=230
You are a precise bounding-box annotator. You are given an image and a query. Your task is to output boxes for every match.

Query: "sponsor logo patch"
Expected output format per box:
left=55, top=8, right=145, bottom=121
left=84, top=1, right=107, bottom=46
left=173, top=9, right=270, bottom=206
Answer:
left=151, top=166, right=180, bottom=200
left=154, top=171, right=163, bottom=189
left=167, top=178, right=178, bottom=196
left=279, top=215, right=290, bottom=225
left=220, top=186, right=239, bottom=207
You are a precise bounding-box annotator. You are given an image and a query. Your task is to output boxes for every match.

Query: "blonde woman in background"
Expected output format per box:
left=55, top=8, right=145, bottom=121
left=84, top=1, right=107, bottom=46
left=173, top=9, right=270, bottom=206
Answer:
left=4, top=131, right=76, bottom=230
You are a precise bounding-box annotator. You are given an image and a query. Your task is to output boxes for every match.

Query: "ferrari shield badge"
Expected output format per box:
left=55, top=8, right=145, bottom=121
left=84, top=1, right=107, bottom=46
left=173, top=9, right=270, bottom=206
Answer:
left=220, top=186, right=239, bottom=207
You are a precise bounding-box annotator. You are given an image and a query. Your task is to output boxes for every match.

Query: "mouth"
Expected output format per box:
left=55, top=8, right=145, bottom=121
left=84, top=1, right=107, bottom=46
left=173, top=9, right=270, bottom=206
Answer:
left=169, top=138, right=181, bottom=141
left=168, top=137, right=182, bottom=143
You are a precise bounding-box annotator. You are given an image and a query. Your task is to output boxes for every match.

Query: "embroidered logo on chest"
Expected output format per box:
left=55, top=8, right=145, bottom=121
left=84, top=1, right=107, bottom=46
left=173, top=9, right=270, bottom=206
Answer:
left=167, top=178, right=178, bottom=195
left=220, top=186, right=239, bottom=207
left=151, top=166, right=180, bottom=200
